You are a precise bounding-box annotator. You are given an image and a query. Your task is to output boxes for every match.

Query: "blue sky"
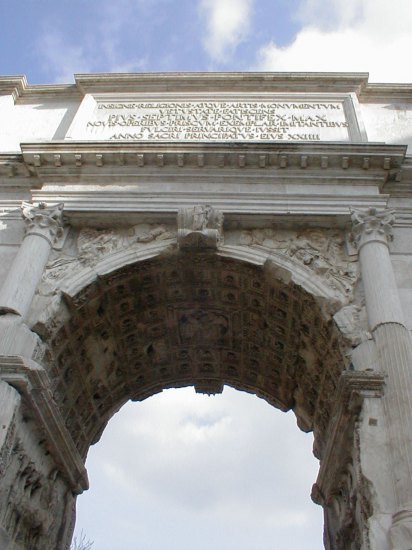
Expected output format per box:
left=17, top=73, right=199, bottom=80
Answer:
left=3, top=1, right=411, bottom=549
left=2, top=0, right=412, bottom=84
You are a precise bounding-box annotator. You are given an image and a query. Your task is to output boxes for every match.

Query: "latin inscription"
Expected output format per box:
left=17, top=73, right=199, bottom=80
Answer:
left=83, top=101, right=351, bottom=142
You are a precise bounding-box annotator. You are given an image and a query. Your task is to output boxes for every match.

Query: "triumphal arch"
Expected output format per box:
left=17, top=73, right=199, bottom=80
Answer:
left=1, top=72, right=412, bottom=549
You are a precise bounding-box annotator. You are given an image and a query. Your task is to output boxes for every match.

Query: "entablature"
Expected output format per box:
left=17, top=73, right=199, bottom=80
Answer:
left=0, top=141, right=408, bottom=227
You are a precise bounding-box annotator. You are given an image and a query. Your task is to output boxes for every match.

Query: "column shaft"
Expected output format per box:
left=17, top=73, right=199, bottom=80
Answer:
left=359, top=240, right=404, bottom=330
left=0, top=234, right=52, bottom=317
left=0, top=202, right=64, bottom=319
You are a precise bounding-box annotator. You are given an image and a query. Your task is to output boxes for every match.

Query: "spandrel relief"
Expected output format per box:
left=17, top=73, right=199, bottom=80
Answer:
left=42, top=224, right=176, bottom=285
left=239, top=227, right=358, bottom=297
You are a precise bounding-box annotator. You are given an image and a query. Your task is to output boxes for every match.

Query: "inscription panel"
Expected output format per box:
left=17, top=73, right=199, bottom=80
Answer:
left=67, top=94, right=364, bottom=142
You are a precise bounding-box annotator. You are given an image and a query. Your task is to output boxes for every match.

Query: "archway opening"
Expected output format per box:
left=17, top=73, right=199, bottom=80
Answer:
left=37, top=251, right=348, bottom=547
left=73, top=386, right=323, bottom=550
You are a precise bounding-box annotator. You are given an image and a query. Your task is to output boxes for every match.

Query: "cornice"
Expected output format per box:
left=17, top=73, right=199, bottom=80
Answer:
left=0, top=72, right=412, bottom=103
left=19, top=141, right=406, bottom=176
left=359, top=83, right=412, bottom=103
left=0, top=76, right=27, bottom=101
left=74, top=72, right=370, bottom=96
left=15, top=84, right=81, bottom=103
left=2, top=73, right=412, bottom=104
left=0, top=154, right=37, bottom=189
left=0, top=76, right=80, bottom=103
left=0, top=72, right=371, bottom=100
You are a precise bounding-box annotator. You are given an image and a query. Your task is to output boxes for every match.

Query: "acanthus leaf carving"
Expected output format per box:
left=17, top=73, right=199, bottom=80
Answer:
left=350, top=207, right=395, bottom=251
left=21, top=202, right=65, bottom=245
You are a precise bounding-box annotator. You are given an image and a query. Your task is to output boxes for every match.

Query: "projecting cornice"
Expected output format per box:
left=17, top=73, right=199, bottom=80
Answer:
left=2, top=73, right=411, bottom=103
left=74, top=72, right=371, bottom=96
left=3, top=72, right=411, bottom=104
left=0, top=75, right=80, bottom=102
left=0, top=76, right=28, bottom=101
left=360, top=83, right=412, bottom=102
left=18, top=140, right=406, bottom=181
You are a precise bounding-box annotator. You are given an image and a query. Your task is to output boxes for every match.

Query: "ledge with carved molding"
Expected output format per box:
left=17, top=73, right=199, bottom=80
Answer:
left=0, top=355, right=89, bottom=494
left=312, top=369, right=385, bottom=506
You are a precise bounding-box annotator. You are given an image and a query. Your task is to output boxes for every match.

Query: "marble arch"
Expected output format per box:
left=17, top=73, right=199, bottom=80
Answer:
left=1, top=72, right=412, bottom=549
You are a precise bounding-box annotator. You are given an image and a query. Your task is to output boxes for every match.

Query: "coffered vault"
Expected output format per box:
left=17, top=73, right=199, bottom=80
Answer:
left=1, top=72, right=412, bottom=549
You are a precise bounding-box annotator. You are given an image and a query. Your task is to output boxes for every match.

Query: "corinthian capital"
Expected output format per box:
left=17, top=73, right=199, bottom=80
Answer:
left=21, top=202, right=65, bottom=245
left=350, top=207, right=395, bottom=251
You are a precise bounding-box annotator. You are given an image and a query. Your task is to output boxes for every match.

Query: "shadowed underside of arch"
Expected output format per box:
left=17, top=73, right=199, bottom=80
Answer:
left=39, top=252, right=348, bottom=461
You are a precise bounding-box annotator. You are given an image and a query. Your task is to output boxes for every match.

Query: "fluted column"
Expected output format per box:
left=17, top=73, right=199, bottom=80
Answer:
left=0, top=202, right=64, bottom=319
left=351, top=207, right=412, bottom=548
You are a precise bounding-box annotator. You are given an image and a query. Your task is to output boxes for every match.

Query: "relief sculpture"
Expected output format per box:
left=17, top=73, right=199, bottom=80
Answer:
left=178, top=310, right=229, bottom=344
left=240, top=227, right=358, bottom=297
left=177, top=205, right=224, bottom=249
left=42, top=224, right=176, bottom=284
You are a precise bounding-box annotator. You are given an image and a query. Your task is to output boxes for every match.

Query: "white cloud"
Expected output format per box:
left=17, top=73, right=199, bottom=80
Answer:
left=257, top=0, right=412, bottom=82
left=76, top=387, right=322, bottom=550
left=200, top=0, right=253, bottom=62
left=297, top=0, right=364, bottom=30
left=37, top=31, right=93, bottom=84
left=37, top=1, right=150, bottom=83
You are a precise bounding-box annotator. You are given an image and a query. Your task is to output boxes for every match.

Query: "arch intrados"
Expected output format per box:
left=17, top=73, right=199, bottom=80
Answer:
left=53, top=241, right=344, bottom=307
left=39, top=250, right=348, bottom=461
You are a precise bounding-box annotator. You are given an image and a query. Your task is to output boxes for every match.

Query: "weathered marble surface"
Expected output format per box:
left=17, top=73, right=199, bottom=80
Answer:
left=1, top=73, right=412, bottom=549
